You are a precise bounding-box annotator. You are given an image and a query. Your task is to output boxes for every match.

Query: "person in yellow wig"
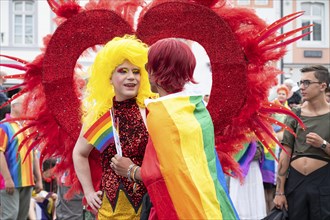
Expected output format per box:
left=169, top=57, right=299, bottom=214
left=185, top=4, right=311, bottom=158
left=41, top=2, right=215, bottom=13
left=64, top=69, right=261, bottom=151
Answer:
left=73, top=35, right=154, bottom=219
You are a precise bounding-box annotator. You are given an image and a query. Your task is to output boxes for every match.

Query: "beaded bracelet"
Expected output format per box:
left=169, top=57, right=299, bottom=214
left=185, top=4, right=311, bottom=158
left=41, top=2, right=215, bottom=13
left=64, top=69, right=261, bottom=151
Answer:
left=127, top=164, right=136, bottom=182
left=132, top=166, right=140, bottom=183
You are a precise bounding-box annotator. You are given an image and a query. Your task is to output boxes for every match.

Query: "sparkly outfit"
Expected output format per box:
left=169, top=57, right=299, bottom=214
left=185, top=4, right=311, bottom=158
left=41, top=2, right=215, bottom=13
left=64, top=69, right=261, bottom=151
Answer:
left=99, top=98, right=148, bottom=218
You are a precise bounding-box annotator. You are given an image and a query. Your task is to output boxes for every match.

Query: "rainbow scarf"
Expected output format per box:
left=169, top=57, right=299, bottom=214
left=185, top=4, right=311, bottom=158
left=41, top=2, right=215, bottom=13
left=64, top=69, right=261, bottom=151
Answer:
left=141, top=94, right=238, bottom=220
left=83, top=111, right=119, bottom=153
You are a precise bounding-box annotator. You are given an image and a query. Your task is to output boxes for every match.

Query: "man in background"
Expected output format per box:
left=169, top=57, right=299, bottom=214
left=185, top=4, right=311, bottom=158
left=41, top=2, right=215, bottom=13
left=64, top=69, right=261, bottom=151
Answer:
left=0, top=71, right=9, bottom=105
left=0, top=95, right=43, bottom=219
left=283, top=79, right=302, bottom=108
left=0, top=71, right=10, bottom=120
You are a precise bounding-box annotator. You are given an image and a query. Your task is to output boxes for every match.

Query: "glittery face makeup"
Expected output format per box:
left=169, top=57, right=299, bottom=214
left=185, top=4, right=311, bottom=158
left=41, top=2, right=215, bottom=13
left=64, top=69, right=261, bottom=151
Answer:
left=111, top=60, right=141, bottom=101
left=116, top=67, right=140, bottom=75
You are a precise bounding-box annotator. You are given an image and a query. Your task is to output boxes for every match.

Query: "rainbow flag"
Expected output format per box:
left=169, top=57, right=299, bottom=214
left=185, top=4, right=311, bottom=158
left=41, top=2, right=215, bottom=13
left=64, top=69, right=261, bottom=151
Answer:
left=141, top=95, right=238, bottom=220
left=234, top=141, right=257, bottom=178
left=83, top=111, right=118, bottom=153
left=260, top=141, right=278, bottom=185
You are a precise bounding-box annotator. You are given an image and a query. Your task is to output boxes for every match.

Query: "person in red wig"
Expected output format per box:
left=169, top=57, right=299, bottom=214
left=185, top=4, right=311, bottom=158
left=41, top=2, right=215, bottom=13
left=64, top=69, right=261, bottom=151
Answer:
left=110, top=38, right=238, bottom=219
left=272, top=85, right=290, bottom=141
left=275, top=85, right=290, bottom=107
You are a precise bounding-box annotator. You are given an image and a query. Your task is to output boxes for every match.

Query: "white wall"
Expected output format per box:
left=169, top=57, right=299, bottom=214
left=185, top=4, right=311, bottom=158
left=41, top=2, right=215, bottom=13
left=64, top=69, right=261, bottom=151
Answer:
left=191, top=43, right=212, bottom=95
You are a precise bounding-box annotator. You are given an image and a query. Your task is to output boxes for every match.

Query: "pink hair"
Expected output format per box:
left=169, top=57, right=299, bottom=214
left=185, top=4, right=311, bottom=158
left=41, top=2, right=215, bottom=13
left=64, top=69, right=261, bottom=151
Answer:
left=147, top=39, right=197, bottom=93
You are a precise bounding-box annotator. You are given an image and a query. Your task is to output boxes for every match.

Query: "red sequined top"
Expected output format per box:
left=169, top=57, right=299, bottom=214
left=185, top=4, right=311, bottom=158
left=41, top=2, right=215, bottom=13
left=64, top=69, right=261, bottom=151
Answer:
left=100, top=98, right=148, bottom=211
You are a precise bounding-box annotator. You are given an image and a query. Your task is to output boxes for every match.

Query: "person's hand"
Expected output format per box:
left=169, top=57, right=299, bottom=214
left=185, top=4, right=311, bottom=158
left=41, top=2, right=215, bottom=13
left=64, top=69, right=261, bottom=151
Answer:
left=85, top=190, right=102, bottom=214
left=111, top=154, right=134, bottom=178
left=306, top=132, right=323, bottom=148
left=34, top=179, right=43, bottom=193
left=254, top=145, right=262, bottom=160
left=34, top=196, right=45, bottom=203
left=4, top=177, right=15, bottom=195
left=273, top=194, right=288, bottom=210
left=51, top=192, right=58, bottom=200
left=42, top=168, right=55, bottom=179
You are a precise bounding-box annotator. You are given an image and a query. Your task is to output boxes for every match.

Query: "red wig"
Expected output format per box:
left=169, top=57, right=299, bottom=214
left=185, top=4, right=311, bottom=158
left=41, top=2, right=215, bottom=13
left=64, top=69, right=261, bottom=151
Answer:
left=276, top=85, right=289, bottom=96
left=147, top=38, right=197, bottom=93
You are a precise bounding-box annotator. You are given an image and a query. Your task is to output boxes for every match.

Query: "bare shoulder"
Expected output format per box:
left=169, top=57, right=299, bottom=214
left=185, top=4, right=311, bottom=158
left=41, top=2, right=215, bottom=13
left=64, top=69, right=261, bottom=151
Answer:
left=301, top=102, right=330, bottom=116
left=319, top=103, right=330, bottom=115
left=326, top=103, right=330, bottom=114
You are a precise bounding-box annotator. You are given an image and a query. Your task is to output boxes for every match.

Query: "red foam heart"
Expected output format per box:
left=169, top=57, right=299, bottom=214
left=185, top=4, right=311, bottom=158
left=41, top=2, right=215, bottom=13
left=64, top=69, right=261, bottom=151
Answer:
left=43, top=2, right=247, bottom=140
left=43, top=9, right=133, bottom=139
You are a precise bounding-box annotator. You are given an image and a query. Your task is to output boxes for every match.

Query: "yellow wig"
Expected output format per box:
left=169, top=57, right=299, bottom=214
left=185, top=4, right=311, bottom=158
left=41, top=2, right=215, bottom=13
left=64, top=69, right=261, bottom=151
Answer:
left=83, top=35, right=153, bottom=128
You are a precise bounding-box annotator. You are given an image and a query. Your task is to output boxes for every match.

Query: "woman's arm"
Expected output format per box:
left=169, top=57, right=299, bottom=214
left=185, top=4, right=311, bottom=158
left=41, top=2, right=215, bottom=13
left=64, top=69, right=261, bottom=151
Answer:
left=0, top=151, right=14, bottom=195
left=73, top=128, right=102, bottom=213
left=33, top=151, right=43, bottom=193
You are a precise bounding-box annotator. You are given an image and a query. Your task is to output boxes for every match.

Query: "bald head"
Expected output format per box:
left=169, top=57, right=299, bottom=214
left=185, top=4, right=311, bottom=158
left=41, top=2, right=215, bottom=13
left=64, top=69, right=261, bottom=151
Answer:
left=283, top=79, right=295, bottom=90
left=10, top=94, right=26, bottom=117
left=11, top=94, right=25, bottom=105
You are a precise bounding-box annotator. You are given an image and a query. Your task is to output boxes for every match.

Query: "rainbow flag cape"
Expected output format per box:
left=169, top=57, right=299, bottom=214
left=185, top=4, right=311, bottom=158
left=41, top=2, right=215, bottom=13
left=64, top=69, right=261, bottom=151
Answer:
left=83, top=110, right=121, bottom=154
left=141, top=95, right=238, bottom=220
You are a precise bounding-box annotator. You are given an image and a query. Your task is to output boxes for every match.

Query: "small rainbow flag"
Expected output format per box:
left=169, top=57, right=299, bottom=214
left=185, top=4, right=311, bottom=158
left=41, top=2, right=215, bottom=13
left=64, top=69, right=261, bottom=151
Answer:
left=83, top=111, right=120, bottom=153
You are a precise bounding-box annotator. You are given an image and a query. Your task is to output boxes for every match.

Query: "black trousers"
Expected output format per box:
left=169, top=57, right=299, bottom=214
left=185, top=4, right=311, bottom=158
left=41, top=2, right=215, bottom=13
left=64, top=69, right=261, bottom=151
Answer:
left=285, top=163, right=330, bottom=220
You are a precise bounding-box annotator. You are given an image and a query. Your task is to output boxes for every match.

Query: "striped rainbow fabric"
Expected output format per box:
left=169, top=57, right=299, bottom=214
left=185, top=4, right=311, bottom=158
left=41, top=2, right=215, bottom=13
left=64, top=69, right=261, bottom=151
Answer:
left=234, top=142, right=257, bottom=178
left=261, top=141, right=278, bottom=185
left=83, top=111, right=114, bottom=153
left=0, top=122, right=34, bottom=189
left=141, top=95, right=238, bottom=220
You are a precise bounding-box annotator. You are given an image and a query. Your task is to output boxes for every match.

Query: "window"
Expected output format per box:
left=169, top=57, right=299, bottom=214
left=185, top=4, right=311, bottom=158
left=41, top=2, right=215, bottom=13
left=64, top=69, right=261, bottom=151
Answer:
left=12, top=0, right=35, bottom=45
left=297, top=0, right=329, bottom=48
left=255, top=0, right=269, bottom=5
left=237, top=0, right=251, bottom=5
left=301, top=2, right=323, bottom=42
left=235, top=0, right=271, bottom=7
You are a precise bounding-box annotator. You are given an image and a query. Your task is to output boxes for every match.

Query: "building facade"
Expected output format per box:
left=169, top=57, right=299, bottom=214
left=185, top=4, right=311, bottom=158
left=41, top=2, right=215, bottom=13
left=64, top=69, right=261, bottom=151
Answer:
left=1, top=0, right=329, bottom=89
left=233, top=0, right=330, bottom=83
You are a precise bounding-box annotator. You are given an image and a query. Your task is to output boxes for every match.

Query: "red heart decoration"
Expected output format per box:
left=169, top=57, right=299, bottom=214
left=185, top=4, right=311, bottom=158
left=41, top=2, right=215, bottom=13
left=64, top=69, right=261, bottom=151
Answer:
left=40, top=2, right=250, bottom=196
left=136, top=1, right=247, bottom=135
left=2, top=0, right=308, bottom=199
left=43, top=2, right=247, bottom=141
left=43, top=10, right=133, bottom=139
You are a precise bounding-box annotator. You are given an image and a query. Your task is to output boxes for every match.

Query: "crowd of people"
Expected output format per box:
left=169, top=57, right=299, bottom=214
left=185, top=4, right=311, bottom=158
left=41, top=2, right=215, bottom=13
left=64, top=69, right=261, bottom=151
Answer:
left=229, top=65, right=330, bottom=219
left=0, top=34, right=329, bottom=220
